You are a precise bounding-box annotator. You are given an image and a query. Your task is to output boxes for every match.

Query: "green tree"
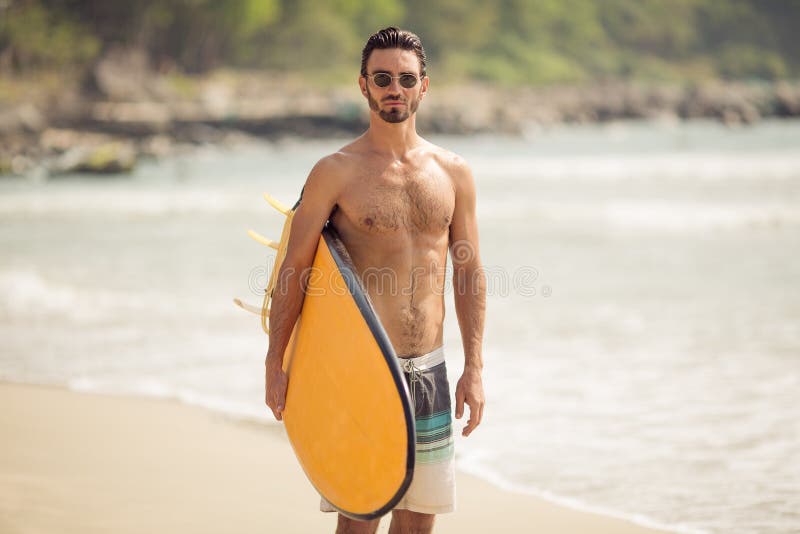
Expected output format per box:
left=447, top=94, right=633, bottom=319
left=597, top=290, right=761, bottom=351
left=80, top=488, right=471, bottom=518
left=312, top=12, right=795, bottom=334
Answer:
left=0, top=0, right=99, bottom=71
left=3, top=0, right=800, bottom=83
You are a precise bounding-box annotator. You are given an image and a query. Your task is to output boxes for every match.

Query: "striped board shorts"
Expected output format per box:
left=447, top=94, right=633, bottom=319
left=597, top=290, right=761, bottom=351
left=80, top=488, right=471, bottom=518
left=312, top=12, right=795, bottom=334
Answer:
left=320, top=345, right=456, bottom=515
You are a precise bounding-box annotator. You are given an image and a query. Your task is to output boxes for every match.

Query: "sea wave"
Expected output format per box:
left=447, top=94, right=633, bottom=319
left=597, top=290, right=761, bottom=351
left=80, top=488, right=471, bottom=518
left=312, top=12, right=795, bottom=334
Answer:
left=66, top=376, right=271, bottom=424
left=0, top=270, right=229, bottom=321
left=471, top=151, right=800, bottom=181
left=478, top=198, right=800, bottom=231
left=0, top=189, right=259, bottom=217
left=456, top=451, right=709, bottom=534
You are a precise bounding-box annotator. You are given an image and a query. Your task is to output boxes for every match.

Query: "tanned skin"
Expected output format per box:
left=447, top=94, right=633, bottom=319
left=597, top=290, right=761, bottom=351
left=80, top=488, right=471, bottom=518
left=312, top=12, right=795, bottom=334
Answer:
left=264, top=48, right=486, bottom=534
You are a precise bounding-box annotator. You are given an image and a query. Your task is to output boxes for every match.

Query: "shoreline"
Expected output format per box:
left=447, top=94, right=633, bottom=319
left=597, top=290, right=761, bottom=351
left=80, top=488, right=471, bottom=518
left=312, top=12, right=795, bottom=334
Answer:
left=0, top=380, right=674, bottom=533
left=2, top=75, right=800, bottom=176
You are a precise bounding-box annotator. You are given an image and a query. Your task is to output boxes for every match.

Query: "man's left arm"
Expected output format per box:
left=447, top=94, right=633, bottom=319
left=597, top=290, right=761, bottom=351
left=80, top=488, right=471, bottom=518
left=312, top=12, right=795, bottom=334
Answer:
left=448, top=157, right=486, bottom=437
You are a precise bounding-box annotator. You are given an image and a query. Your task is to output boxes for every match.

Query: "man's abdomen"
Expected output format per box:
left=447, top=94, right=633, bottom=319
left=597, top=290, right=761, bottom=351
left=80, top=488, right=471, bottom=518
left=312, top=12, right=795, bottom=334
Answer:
left=372, top=288, right=445, bottom=357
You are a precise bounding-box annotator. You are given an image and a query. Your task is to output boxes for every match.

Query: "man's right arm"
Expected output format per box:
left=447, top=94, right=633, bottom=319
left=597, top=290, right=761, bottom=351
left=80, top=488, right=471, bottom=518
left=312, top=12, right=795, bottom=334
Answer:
left=265, top=156, right=343, bottom=420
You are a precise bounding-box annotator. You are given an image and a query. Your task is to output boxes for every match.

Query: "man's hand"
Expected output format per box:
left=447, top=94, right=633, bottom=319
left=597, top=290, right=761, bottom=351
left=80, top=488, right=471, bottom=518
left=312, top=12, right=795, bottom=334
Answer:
left=265, top=356, right=288, bottom=421
left=454, top=367, right=484, bottom=437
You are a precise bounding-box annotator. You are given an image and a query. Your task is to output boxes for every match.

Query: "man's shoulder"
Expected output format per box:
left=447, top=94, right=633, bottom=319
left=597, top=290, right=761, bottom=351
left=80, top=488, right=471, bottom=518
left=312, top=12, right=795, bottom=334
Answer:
left=423, top=142, right=472, bottom=183
left=301, top=150, right=358, bottom=202
left=311, top=140, right=367, bottom=175
left=414, top=138, right=466, bottom=170
left=308, top=148, right=358, bottom=185
left=311, top=151, right=347, bottom=173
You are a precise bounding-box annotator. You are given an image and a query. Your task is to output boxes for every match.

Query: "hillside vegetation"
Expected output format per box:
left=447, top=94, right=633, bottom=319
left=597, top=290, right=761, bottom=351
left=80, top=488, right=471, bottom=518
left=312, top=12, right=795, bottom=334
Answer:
left=1, top=0, right=799, bottom=85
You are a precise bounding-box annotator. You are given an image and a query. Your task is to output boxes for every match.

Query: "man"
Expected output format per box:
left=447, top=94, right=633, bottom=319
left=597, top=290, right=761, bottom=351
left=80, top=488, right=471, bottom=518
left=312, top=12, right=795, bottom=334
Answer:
left=264, top=27, right=486, bottom=534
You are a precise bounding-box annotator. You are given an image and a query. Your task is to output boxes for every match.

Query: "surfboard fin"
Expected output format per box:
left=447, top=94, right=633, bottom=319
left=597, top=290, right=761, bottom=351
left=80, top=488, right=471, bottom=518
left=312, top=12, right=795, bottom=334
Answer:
left=264, top=193, right=291, bottom=216
left=234, top=193, right=296, bottom=335
left=247, top=229, right=279, bottom=250
left=233, top=298, right=269, bottom=316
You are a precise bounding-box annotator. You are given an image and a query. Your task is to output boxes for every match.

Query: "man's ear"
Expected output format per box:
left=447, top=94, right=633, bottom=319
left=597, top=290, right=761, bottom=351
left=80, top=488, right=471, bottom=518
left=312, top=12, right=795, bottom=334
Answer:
left=420, top=75, right=429, bottom=99
left=358, top=75, right=368, bottom=97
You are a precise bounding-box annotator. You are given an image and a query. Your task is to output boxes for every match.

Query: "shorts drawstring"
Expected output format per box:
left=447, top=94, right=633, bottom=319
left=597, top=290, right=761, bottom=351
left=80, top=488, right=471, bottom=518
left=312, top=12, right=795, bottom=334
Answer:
left=402, top=358, right=422, bottom=409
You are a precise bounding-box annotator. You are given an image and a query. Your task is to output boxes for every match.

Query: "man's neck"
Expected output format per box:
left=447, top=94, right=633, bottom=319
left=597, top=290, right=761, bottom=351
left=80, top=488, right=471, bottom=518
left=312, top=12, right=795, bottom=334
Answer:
left=364, top=114, right=422, bottom=160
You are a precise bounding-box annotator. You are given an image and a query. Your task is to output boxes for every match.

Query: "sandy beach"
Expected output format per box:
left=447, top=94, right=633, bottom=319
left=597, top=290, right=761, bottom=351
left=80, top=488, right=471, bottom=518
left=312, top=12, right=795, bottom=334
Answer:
left=0, top=382, right=670, bottom=534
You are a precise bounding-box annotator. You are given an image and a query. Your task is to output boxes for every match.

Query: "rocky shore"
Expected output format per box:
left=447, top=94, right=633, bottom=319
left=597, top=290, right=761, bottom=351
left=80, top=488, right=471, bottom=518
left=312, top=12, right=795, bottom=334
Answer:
left=2, top=49, right=799, bottom=176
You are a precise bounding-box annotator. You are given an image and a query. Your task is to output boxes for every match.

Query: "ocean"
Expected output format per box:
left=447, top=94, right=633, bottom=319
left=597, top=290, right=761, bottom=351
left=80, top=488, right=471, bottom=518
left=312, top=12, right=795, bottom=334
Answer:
left=1, top=120, right=798, bottom=534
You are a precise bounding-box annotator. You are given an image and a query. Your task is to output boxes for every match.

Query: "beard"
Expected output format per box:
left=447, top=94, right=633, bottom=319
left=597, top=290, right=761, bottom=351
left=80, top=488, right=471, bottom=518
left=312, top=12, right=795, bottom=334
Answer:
left=366, top=85, right=420, bottom=123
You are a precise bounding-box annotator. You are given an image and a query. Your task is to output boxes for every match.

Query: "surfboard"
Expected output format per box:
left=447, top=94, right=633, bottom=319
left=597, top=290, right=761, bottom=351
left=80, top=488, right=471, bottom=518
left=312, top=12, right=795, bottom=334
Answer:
left=234, top=195, right=415, bottom=520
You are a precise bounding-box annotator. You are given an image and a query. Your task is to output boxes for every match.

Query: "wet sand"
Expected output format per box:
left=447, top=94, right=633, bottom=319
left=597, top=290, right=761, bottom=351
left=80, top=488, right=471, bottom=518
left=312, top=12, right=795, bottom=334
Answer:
left=0, top=382, right=670, bottom=533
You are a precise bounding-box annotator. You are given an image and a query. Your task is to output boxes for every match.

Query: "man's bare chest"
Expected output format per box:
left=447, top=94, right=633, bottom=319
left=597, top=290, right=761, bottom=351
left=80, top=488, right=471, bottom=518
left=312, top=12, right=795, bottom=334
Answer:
left=339, top=167, right=455, bottom=236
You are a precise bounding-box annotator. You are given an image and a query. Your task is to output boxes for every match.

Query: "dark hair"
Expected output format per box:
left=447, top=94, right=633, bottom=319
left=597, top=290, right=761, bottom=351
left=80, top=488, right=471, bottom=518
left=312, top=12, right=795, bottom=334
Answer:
left=360, top=27, right=427, bottom=77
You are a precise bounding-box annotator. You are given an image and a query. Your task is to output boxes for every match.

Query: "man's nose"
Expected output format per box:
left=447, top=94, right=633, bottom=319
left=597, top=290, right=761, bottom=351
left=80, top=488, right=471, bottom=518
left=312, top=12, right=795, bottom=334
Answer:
left=386, top=77, right=402, bottom=91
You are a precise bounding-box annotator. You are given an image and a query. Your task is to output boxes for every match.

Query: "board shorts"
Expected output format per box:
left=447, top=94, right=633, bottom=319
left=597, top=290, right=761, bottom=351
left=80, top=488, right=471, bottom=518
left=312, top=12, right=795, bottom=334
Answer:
left=320, top=345, right=456, bottom=515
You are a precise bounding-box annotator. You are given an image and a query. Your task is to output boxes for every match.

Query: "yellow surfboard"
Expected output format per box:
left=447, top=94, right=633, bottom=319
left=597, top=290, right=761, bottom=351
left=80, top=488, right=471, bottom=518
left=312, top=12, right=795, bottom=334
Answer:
left=235, top=195, right=415, bottom=520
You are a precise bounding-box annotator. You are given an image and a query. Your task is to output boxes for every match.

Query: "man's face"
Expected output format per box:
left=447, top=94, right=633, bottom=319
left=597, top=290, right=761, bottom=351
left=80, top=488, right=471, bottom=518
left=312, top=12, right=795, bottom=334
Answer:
left=360, top=48, right=428, bottom=124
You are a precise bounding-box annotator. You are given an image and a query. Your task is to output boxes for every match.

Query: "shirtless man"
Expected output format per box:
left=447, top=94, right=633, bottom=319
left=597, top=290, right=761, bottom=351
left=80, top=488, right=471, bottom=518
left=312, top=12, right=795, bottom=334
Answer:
left=264, top=27, right=486, bottom=534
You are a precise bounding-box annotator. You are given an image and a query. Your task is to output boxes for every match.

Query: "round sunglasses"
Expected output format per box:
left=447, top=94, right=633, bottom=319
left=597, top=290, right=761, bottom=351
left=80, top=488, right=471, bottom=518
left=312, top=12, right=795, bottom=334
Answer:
left=366, top=72, right=423, bottom=89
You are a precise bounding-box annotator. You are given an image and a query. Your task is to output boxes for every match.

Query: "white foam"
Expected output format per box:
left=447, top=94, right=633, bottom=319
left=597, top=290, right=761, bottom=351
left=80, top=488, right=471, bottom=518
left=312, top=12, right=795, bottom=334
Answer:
left=478, top=198, right=800, bottom=232
left=0, top=268, right=229, bottom=324
left=0, top=270, right=156, bottom=322
left=457, top=454, right=709, bottom=534
left=0, top=270, right=92, bottom=318
left=67, top=376, right=273, bottom=425
left=470, top=151, right=800, bottom=182
left=68, top=376, right=171, bottom=398
left=0, top=189, right=256, bottom=217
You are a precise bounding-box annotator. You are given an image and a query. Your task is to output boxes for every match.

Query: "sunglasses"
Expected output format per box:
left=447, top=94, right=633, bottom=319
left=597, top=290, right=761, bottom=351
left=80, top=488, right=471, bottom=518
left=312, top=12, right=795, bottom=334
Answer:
left=366, top=72, right=423, bottom=89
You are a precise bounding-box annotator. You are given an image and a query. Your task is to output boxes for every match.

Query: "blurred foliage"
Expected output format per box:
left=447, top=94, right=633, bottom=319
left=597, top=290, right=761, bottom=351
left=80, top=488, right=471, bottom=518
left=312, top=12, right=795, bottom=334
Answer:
left=1, top=0, right=799, bottom=84
left=0, top=0, right=99, bottom=69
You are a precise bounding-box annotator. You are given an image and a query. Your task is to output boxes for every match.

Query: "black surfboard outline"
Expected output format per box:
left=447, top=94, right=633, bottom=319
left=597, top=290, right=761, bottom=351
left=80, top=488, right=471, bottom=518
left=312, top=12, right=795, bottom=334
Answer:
left=319, top=223, right=416, bottom=520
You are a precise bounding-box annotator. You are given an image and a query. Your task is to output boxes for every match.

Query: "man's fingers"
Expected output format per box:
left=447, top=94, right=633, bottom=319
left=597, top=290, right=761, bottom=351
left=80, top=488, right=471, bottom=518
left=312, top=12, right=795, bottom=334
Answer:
left=266, top=395, right=284, bottom=421
left=265, top=369, right=288, bottom=422
left=462, top=415, right=479, bottom=436
left=455, top=388, right=465, bottom=419
left=461, top=398, right=485, bottom=437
